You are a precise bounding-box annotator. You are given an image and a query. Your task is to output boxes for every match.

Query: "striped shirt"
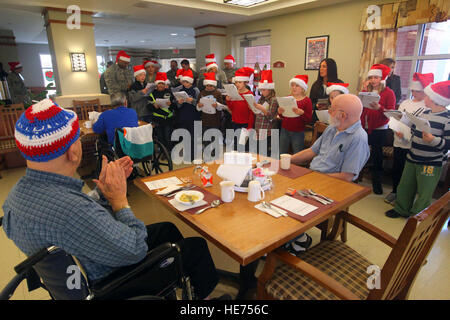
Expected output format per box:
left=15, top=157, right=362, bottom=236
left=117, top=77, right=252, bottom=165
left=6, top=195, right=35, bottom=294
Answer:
left=407, top=109, right=450, bottom=167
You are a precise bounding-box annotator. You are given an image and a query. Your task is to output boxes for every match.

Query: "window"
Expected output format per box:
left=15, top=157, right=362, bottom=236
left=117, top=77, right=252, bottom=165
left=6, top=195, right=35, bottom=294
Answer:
left=97, top=55, right=106, bottom=76
left=39, top=54, right=56, bottom=97
left=395, top=20, right=450, bottom=103
left=160, top=58, right=197, bottom=73
left=244, top=45, right=271, bottom=70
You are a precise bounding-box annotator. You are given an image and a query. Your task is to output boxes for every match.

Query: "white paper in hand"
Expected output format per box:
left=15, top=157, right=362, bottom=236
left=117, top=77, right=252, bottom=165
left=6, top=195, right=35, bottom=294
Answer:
left=224, top=84, right=243, bottom=101
left=405, top=112, right=431, bottom=133
left=315, top=110, right=330, bottom=124
left=199, top=96, right=217, bottom=114
left=277, top=96, right=299, bottom=118
left=173, top=91, right=190, bottom=101
left=155, top=98, right=170, bottom=108
left=384, top=110, right=403, bottom=119
left=358, top=92, right=380, bottom=109
left=243, top=94, right=261, bottom=115
left=388, top=117, right=412, bottom=141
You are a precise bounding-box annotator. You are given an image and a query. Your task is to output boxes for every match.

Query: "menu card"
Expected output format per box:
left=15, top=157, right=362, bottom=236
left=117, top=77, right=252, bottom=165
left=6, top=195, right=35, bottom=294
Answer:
left=145, top=177, right=183, bottom=190
left=270, top=195, right=318, bottom=217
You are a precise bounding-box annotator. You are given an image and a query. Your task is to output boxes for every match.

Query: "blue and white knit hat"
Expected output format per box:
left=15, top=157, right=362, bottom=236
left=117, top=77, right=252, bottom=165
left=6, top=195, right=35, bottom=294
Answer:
left=15, top=99, right=80, bottom=162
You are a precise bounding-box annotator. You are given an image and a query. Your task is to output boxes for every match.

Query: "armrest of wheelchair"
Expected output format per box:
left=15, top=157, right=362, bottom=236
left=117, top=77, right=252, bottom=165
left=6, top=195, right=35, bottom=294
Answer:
left=14, top=246, right=58, bottom=275
left=90, top=242, right=181, bottom=297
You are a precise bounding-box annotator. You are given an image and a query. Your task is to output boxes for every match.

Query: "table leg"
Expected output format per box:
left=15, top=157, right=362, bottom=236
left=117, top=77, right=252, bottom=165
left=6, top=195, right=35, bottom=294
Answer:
left=217, top=259, right=259, bottom=300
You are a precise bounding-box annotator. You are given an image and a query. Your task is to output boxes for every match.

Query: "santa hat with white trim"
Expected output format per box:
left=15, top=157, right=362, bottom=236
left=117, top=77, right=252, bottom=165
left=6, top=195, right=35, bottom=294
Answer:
left=224, top=54, right=235, bottom=64
left=203, top=72, right=217, bottom=86
left=206, top=61, right=218, bottom=71
left=181, top=69, right=194, bottom=84
left=14, top=99, right=80, bottom=162
left=424, top=80, right=450, bottom=106
left=326, top=82, right=349, bottom=95
left=258, top=70, right=275, bottom=90
left=116, top=50, right=131, bottom=63
left=205, top=54, right=216, bottom=64
left=367, top=64, right=391, bottom=80
left=8, top=62, right=22, bottom=71
left=233, top=67, right=254, bottom=82
left=289, top=75, right=309, bottom=91
left=133, top=65, right=146, bottom=77
left=176, top=68, right=184, bottom=80
left=410, top=72, right=434, bottom=91
left=155, top=72, right=169, bottom=85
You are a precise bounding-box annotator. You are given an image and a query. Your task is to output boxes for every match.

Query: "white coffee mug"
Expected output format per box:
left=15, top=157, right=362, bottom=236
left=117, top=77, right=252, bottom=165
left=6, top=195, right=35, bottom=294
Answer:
left=84, top=121, right=92, bottom=129
left=220, top=181, right=235, bottom=203
left=280, top=154, right=291, bottom=170
left=247, top=180, right=265, bottom=202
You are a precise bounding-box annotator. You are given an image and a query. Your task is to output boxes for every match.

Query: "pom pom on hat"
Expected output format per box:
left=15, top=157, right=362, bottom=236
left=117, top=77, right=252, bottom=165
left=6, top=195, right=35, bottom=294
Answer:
left=410, top=72, right=434, bottom=91
left=133, top=65, right=146, bottom=77
left=367, top=64, right=391, bottom=80
left=326, top=82, right=349, bottom=95
left=258, top=70, right=275, bottom=90
left=203, top=72, right=217, bottom=86
left=424, top=80, right=450, bottom=106
left=116, top=50, right=130, bottom=63
left=224, top=54, right=235, bottom=64
left=289, top=75, right=309, bottom=91
left=14, top=99, right=80, bottom=162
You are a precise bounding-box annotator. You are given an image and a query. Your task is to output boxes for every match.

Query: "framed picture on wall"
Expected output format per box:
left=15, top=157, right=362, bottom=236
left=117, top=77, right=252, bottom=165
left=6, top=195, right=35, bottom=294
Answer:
left=304, top=35, right=329, bottom=70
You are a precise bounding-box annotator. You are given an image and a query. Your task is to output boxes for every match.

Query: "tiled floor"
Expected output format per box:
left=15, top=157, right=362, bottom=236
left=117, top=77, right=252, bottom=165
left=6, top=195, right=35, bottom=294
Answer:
left=0, top=165, right=448, bottom=300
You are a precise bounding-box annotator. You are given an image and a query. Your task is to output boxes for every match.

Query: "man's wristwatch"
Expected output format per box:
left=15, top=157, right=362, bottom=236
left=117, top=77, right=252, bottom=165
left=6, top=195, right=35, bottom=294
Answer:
left=114, top=204, right=131, bottom=212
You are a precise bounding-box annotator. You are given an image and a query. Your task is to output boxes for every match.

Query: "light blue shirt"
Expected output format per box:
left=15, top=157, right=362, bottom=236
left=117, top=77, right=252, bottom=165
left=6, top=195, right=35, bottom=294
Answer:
left=309, top=121, right=370, bottom=180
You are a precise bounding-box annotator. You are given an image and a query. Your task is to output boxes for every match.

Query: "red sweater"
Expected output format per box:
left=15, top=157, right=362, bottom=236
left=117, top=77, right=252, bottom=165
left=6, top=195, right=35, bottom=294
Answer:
left=281, top=96, right=313, bottom=132
left=361, top=87, right=396, bottom=134
left=227, top=90, right=255, bottom=129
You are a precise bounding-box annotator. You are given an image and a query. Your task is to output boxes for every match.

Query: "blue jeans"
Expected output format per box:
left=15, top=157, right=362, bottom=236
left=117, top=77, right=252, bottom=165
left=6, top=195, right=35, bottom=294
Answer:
left=280, top=128, right=304, bottom=154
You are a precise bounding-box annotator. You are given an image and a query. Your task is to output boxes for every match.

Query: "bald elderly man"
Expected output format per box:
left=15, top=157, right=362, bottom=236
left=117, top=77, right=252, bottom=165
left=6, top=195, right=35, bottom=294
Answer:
left=291, top=94, right=370, bottom=182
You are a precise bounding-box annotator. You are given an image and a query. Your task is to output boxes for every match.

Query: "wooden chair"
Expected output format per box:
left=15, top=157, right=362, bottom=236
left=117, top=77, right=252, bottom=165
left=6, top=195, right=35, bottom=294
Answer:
left=0, top=105, right=25, bottom=178
left=257, top=191, right=450, bottom=300
left=311, top=121, right=329, bottom=146
left=71, top=99, right=101, bottom=121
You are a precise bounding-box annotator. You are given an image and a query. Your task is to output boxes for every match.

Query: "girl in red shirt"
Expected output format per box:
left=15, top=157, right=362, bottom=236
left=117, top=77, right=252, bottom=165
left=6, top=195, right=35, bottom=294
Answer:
left=278, top=75, right=313, bottom=154
left=361, top=64, right=396, bottom=194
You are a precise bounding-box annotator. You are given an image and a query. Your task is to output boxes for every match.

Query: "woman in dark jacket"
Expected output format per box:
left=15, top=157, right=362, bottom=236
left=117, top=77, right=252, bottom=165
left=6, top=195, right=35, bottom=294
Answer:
left=309, top=58, right=343, bottom=122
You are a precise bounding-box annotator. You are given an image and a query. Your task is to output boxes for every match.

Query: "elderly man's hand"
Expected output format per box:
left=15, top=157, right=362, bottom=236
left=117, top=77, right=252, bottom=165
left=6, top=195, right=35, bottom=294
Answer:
left=93, top=160, right=128, bottom=212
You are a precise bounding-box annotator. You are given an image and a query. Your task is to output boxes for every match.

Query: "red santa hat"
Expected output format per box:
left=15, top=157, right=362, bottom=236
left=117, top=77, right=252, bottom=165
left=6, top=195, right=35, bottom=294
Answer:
left=8, top=62, right=22, bottom=71
left=116, top=50, right=131, bottom=63
left=176, top=68, right=184, bottom=80
left=206, top=61, right=218, bottom=71
left=258, top=70, right=275, bottom=90
left=289, top=75, right=309, bottom=91
left=155, top=72, right=169, bottom=85
left=424, top=80, right=450, bottom=106
left=410, top=72, right=434, bottom=91
left=367, top=64, right=391, bottom=80
left=203, top=72, right=217, bottom=86
left=205, top=54, right=216, bottom=64
left=181, top=69, right=194, bottom=84
left=326, top=82, right=349, bottom=95
left=233, top=67, right=254, bottom=82
left=144, top=60, right=160, bottom=68
left=133, top=65, right=146, bottom=77
left=224, top=54, right=235, bottom=64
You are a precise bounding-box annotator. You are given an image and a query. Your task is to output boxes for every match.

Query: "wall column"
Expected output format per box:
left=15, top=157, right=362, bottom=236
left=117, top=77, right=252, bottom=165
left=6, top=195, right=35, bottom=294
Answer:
left=194, top=24, right=227, bottom=70
left=0, top=30, right=19, bottom=69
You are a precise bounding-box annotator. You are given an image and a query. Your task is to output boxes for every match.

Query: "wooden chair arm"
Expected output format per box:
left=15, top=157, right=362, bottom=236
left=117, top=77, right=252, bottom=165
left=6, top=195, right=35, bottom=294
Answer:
left=341, top=212, right=397, bottom=248
left=273, top=249, right=361, bottom=300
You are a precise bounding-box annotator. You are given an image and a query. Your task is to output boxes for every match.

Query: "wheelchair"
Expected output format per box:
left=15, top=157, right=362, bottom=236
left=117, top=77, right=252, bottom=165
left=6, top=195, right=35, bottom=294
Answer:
left=95, top=125, right=173, bottom=179
left=0, top=215, right=193, bottom=300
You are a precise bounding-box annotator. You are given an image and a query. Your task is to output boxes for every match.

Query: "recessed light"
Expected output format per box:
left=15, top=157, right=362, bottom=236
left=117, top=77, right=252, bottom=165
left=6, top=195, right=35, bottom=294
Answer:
left=170, top=33, right=178, bottom=36
left=140, top=40, right=146, bottom=42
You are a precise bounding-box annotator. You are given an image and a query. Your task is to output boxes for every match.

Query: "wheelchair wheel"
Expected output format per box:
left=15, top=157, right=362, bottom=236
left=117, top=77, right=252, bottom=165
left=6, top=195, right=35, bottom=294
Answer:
left=149, top=139, right=173, bottom=175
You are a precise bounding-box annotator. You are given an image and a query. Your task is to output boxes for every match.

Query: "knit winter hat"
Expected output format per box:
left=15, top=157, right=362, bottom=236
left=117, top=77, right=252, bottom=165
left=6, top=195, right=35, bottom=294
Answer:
left=290, top=75, right=309, bottom=91
left=424, top=80, right=450, bottom=106
left=116, top=50, right=130, bottom=63
left=133, top=65, right=146, bottom=77
left=224, top=54, right=235, bottom=64
left=326, top=82, right=349, bottom=95
left=234, top=67, right=254, bottom=82
left=203, top=72, right=217, bottom=86
left=258, top=70, right=275, bottom=90
left=155, top=72, right=169, bottom=85
left=367, top=64, right=391, bottom=80
left=181, top=69, right=194, bottom=84
left=410, top=73, right=434, bottom=91
left=15, top=99, right=80, bottom=162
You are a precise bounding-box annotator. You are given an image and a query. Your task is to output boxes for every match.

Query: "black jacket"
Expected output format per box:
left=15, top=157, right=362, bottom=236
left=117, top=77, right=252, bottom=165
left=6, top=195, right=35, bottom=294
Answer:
left=386, top=74, right=401, bottom=105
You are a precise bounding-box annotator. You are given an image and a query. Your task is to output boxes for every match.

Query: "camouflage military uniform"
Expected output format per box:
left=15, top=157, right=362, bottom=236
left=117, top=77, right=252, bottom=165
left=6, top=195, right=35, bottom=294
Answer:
left=104, top=64, right=133, bottom=95
left=7, top=72, right=30, bottom=105
left=146, top=72, right=156, bottom=84
left=223, top=68, right=238, bottom=84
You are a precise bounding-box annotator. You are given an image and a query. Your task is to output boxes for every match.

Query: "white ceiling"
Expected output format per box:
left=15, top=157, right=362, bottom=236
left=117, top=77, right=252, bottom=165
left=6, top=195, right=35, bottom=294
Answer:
left=0, top=0, right=351, bottom=49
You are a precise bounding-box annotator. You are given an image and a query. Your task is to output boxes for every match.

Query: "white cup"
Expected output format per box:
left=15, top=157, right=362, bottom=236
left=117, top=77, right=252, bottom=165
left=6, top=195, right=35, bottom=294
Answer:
left=280, top=154, right=291, bottom=170
left=84, top=120, right=92, bottom=129
left=247, top=180, right=265, bottom=202
left=220, top=181, right=235, bottom=203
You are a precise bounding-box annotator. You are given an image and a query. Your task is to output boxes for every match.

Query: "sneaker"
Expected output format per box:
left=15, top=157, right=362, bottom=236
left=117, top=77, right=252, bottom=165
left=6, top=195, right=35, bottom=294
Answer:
left=384, top=192, right=396, bottom=205
left=286, top=233, right=312, bottom=256
left=385, top=209, right=402, bottom=218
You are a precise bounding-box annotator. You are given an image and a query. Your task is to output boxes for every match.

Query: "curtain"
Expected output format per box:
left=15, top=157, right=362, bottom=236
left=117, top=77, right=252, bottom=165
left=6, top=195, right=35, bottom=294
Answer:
left=397, top=0, right=449, bottom=27
left=357, top=29, right=398, bottom=91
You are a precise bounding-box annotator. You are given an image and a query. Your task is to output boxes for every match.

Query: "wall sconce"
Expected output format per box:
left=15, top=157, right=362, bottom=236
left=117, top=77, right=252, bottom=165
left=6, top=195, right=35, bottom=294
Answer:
left=70, top=53, right=87, bottom=72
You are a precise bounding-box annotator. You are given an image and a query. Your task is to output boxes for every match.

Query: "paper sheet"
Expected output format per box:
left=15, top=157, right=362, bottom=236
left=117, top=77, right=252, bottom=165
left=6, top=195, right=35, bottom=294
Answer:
left=173, top=91, right=190, bottom=101
left=277, top=96, right=299, bottom=118
left=216, top=164, right=252, bottom=187
left=199, top=96, right=217, bottom=114
left=145, top=83, right=156, bottom=91
left=315, top=110, right=330, bottom=124
left=270, top=195, right=318, bottom=217
left=223, top=84, right=243, bottom=101
left=216, top=102, right=229, bottom=112
left=388, top=117, right=412, bottom=141
left=145, top=177, right=183, bottom=191
left=358, top=92, right=380, bottom=109
left=405, top=112, right=431, bottom=133
left=243, top=94, right=262, bottom=115
left=155, top=98, right=170, bottom=108
left=383, top=110, right=404, bottom=120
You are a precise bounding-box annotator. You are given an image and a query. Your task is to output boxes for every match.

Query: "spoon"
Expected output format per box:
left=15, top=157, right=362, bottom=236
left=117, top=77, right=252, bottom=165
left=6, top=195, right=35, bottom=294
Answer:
left=195, top=200, right=221, bottom=215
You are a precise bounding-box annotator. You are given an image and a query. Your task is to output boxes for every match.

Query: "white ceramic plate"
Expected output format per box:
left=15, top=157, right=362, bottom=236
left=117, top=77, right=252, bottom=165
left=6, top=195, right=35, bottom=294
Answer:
left=174, top=190, right=204, bottom=206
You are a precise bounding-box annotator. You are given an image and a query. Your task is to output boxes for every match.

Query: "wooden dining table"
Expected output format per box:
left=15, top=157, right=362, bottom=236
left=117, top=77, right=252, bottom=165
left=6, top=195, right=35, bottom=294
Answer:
left=134, top=157, right=371, bottom=297
left=79, top=119, right=149, bottom=137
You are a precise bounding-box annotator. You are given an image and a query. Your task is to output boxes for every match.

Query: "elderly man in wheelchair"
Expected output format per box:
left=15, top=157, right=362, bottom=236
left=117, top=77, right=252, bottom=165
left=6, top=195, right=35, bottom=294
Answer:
left=1, top=99, right=224, bottom=300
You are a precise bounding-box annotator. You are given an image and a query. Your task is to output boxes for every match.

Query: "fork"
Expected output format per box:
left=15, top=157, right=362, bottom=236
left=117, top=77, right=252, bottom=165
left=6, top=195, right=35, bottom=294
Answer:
left=296, top=190, right=330, bottom=205
left=262, top=201, right=288, bottom=217
left=163, top=184, right=195, bottom=197
left=306, top=189, right=334, bottom=204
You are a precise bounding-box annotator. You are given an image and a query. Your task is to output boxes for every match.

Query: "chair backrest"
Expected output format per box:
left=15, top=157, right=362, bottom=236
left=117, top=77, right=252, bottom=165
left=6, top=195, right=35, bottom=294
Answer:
left=114, top=125, right=154, bottom=161
left=71, top=99, right=101, bottom=120
left=0, top=105, right=24, bottom=138
left=311, top=121, right=328, bottom=146
left=368, top=191, right=450, bottom=300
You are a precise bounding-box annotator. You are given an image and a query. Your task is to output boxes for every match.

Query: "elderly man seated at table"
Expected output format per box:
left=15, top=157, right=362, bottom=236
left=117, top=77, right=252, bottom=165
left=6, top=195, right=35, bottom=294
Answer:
left=2, top=99, right=223, bottom=300
left=291, top=94, right=370, bottom=182
left=93, top=92, right=139, bottom=145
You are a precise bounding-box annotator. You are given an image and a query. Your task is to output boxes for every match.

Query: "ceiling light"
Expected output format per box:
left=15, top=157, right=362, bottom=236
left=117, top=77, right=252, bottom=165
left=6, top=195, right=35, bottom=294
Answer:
left=170, top=33, right=178, bottom=36
left=223, top=0, right=269, bottom=7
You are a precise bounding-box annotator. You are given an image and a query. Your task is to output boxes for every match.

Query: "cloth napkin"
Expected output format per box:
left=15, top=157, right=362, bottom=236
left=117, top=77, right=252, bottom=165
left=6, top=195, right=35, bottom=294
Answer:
left=254, top=203, right=287, bottom=218
left=216, top=164, right=251, bottom=187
